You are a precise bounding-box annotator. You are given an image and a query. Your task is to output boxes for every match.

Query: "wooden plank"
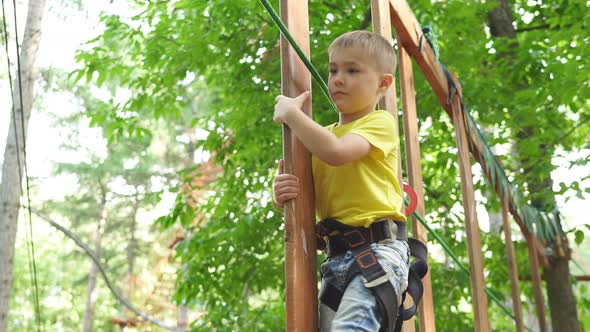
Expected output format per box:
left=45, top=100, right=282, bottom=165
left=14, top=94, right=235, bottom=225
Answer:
left=279, top=1, right=317, bottom=331
left=449, top=74, right=490, bottom=332
left=501, top=199, right=524, bottom=332
left=521, top=275, right=590, bottom=282
left=398, top=42, right=436, bottom=332
left=526, top=234, right=548, bottom=332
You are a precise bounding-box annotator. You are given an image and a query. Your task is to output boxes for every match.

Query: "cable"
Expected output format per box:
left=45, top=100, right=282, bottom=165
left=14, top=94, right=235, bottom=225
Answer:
left=2, top=0, right=42, bottom=329
left=258, top=0, right=339, bottom=114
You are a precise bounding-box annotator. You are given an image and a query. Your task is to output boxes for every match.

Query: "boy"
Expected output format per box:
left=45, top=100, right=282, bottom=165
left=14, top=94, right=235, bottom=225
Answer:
left=272, top=30, right=409, bottom=331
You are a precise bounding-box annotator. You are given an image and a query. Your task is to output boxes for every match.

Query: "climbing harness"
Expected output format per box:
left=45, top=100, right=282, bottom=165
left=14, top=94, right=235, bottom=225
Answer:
left=316, top=218, right=428, bottom=332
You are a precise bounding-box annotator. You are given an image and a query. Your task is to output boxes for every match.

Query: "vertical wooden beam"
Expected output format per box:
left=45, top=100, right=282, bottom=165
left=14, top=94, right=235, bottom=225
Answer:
left=398, top=43, right=436, bottom=332
left=449, top=74, right=490, bottom=332
left=371, top=4, right=419, bottom=331
left=371, top=0, right=403, bottom=184
left=526, top=234, right=548, bottom=332
left=279, top=1, right=317, bottom=331
left=501, top=199, right=524, bottom=332
left=371, top=0, right=398, bottom=113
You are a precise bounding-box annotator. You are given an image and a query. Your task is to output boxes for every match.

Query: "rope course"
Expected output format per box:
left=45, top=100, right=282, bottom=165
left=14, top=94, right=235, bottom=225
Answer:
left=259, top=0, right=569, bottom=331
left=0, top=0, right=574, bottom=331
left=258, top=1, right=528, bottom=325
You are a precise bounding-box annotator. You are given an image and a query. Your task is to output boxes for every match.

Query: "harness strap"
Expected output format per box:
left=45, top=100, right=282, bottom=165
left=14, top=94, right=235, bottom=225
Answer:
left=399, top=238, right=428, bottom=320
left=374, top=281, right=400, bottom=332
left=317, top=219, right=428, bottom=332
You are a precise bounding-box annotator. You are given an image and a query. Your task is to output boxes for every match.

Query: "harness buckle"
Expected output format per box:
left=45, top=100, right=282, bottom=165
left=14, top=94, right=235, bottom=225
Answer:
left=377, top=219, right=397, bottom=244
left=363, top=270, right=393, bottom=288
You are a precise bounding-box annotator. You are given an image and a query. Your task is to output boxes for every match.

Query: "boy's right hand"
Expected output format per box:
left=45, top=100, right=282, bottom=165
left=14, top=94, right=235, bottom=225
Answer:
left=272, top=160, right=299, bottom=209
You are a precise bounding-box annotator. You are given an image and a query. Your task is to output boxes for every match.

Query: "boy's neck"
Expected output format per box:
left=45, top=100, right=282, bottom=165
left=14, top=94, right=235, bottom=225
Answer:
left=338, top=106, right=377, bottom=126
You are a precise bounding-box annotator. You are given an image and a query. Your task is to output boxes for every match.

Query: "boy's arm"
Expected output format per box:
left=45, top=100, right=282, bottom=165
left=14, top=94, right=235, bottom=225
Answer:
left=274, top=92, right=371, bottom=166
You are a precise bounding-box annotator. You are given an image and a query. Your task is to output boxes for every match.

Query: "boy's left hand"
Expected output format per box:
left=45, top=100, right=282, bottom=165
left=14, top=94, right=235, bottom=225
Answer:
left=274, top=91, right=310, bottom=124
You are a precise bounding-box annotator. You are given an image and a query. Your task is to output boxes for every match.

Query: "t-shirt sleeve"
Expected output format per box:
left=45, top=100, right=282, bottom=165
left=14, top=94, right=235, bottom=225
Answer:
left=348, top=111, right=398, bottom=159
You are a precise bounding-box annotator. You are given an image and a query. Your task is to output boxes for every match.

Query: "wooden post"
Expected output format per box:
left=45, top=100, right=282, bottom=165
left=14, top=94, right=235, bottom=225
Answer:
left=398, top=42, right=436, bottom=332
left=371, top=0, right=402, bottom=183
left=449, top=74, right=490, bottom=332
left=279, top=1, right=318, bottom=331
left=501, top=199, right=524, bottom=332
left=526, top=234, right=548, bottom=332
left=370, top=5, right=416, bottom=330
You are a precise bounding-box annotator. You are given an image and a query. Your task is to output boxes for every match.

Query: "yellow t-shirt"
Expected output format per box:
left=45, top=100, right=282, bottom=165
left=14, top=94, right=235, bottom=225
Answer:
left=312, top=110, right=406, bottom=227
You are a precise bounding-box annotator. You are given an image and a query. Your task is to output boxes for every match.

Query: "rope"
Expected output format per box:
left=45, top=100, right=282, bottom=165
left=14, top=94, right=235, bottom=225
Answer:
left=257, top=0, right=339, bottom=114
left=1, top=0, right=42, bottom=329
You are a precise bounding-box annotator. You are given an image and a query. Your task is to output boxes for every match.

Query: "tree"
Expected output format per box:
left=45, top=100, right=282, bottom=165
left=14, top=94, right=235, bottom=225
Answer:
left=44, top=78, right=194, bottom=330
left=0, top=0, right=46, bottom=330
left=486, top=0, right=583, bottom=330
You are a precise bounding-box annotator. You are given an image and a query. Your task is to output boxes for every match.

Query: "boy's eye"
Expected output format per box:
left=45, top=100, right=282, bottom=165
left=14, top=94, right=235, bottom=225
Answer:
left=329, top=69, right=337, bottom=74
left=348, top=68, right=359, bottom=73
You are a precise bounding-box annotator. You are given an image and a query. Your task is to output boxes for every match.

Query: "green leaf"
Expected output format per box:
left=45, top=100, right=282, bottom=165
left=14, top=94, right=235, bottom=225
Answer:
left=575, top=230, right=585, bottom=246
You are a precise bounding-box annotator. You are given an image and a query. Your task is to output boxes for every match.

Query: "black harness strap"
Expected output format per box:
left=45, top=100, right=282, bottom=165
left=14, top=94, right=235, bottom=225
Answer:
left=399, top=238, right=428, bottom=321
left=319, top=244, right=400, bottom=332
left=317, top=218, right=428, bottom=332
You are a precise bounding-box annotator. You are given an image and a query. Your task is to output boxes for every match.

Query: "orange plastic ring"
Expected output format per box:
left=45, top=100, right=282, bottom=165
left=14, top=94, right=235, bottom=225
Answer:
left=403, top=183, right=418, bottom=216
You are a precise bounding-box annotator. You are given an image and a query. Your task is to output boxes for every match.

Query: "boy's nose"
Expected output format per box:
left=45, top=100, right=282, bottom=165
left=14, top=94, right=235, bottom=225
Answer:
left=332, top=75, right=344, bottom=86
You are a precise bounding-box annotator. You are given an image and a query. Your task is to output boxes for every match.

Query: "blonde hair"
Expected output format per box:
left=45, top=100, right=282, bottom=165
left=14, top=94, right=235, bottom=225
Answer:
left=329, top=30, right=397, bottom=74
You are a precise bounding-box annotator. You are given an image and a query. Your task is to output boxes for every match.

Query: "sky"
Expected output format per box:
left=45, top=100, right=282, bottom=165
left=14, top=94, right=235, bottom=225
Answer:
left=0, top=0, right=588, bottom=261
left=1, top=1, right=130, bottom=198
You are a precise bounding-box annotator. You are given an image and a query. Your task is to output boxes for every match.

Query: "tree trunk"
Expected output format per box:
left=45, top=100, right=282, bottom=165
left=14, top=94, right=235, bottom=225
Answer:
left=0, top=0, right=46, bottom=330
left=177, top=306, right=189, bottom=332
left=488, top=1, right=580, bottom=331
left=83, top=191, right=107, bottom=332
left=120, top=197, right=139, bottom=331
left=545, top=255, right=580, bottom=332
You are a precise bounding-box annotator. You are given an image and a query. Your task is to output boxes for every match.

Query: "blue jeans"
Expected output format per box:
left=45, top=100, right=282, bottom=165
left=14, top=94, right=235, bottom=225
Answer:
left=319, top=240, right=410, bottom=332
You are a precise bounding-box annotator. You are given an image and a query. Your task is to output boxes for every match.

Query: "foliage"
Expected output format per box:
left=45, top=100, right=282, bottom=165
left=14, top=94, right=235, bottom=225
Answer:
left=64, top=0, right=590, bottom=330
left=7, top=63, right=194, bottom=330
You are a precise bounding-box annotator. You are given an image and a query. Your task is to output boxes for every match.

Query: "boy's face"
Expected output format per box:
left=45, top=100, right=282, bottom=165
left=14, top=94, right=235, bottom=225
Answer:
left=328, top=46, right=387, bottom=118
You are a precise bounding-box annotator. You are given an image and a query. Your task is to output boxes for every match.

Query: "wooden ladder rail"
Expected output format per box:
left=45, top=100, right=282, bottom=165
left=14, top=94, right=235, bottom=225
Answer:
left=501, top=199, right=525, bottom=332
left=279, top=0, right=317, bottom=331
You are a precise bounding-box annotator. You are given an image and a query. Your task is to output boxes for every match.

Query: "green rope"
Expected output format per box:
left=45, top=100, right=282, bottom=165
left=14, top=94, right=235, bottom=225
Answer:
left=463, top=109, right=560, bottom=245
left=258, top=0, right=339, bottom=114
left=406, top=197, right=533, bottom=332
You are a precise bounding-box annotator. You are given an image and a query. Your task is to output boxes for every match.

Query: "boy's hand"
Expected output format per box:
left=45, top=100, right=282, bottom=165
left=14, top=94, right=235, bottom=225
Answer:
left=272, top=160, right=299, bottom=209
left=273, top=91, right=310, bottom=124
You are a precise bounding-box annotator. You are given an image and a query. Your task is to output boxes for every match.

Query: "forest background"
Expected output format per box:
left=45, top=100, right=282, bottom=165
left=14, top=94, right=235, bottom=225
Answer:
left=0, top=0, right=589, bottom=331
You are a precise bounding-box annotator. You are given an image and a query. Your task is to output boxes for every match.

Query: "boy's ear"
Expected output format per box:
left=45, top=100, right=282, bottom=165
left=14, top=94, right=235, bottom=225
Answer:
left=379, top=74, right=394, bottom=90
